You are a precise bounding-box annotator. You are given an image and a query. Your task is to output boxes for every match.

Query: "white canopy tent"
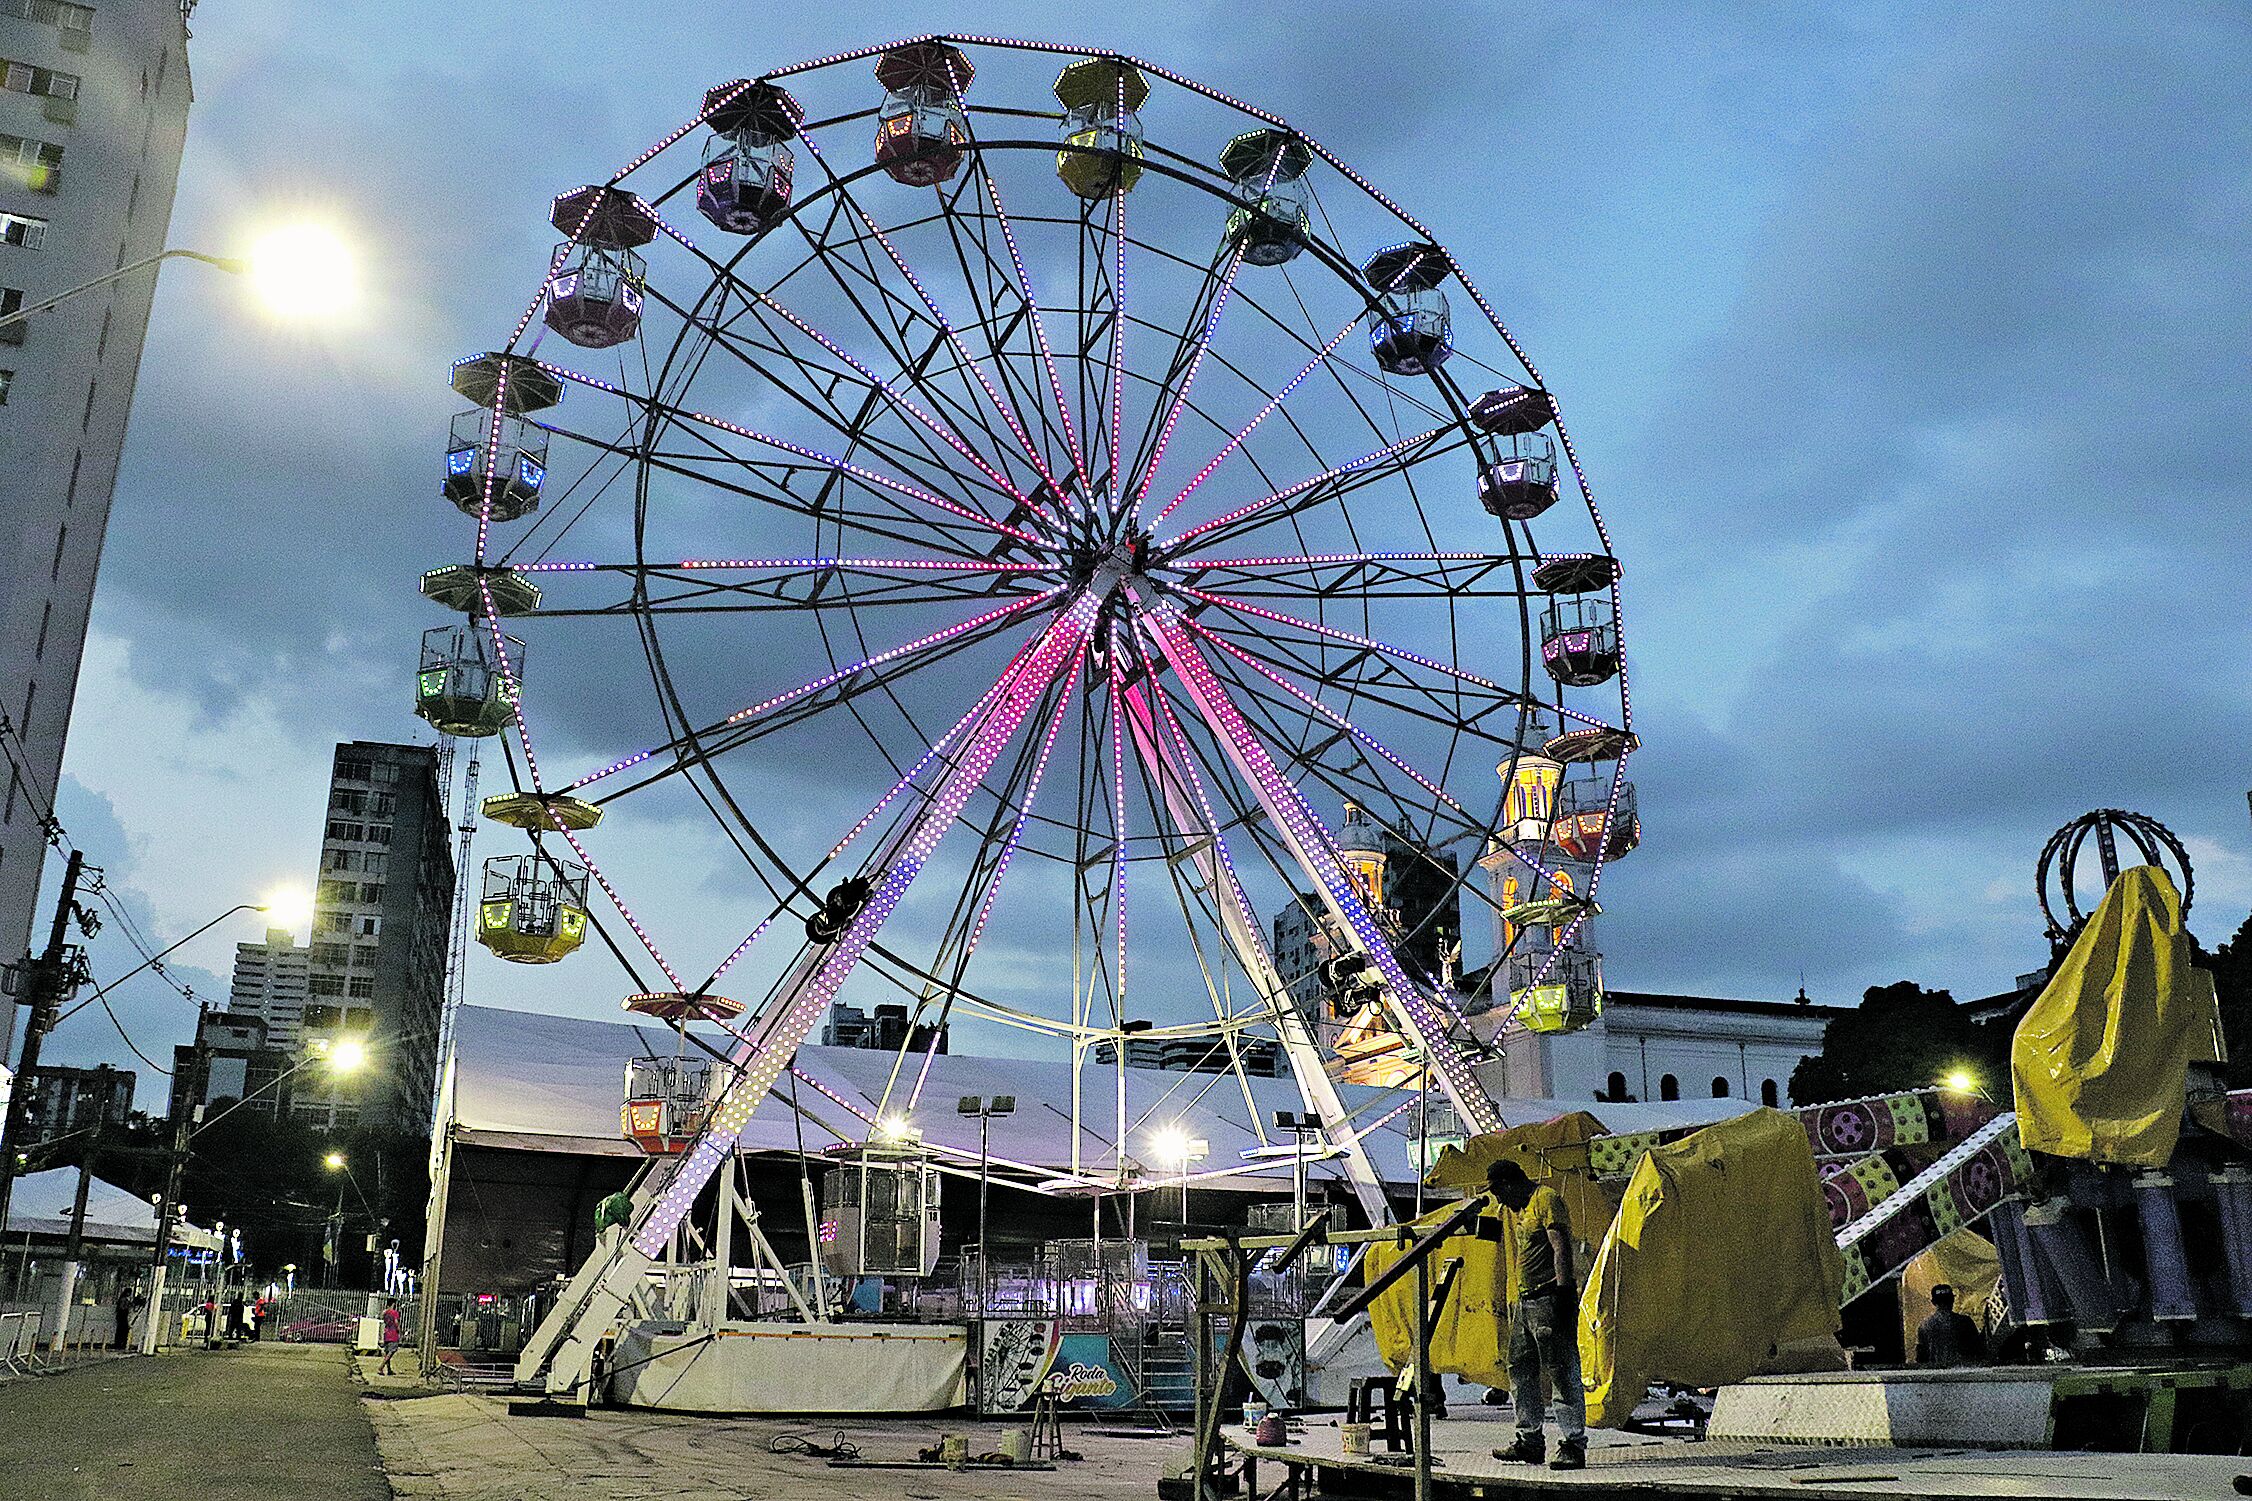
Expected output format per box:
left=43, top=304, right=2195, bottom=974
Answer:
left=446, top=1003, right=1751, bottom=1193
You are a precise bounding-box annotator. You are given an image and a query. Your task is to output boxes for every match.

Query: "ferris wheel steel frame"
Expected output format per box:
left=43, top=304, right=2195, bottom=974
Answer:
left=433, top=36, right=1639, bottom=1392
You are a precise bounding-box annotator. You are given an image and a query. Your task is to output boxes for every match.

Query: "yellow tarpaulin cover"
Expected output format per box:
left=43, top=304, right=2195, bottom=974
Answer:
left=1899, top=1228, right=2001, bottom=1354
left=2013, top=865, right=2219, bottom=1166
left=1579, top=1107, right=1844, bottom=1429
left=1364, top=1200, right=1510, bottom=1389
left=1365, top=1113, right=1618, bottom=1389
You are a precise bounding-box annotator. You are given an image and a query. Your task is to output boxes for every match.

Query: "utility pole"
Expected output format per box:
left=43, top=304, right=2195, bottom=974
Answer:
left=0, top=848, right=89, bottom=1237
left=49, top=1062, right=114, bottom=1350
left=144, top=1004, right=210, bottom=1354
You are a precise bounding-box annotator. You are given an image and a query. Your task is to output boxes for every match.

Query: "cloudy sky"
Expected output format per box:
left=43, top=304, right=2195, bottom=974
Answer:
left=34, top=2, right=2252, bottom=1106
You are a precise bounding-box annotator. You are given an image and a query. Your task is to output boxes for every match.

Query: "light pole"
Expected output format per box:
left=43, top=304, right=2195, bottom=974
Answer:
left=955, top=1094, right=1016, bottom=1303
left=1274, top=1110, right=1322, bottom=1230
left=0, top=223, right=354, bottom=331
left=55, top=889, right=309, bottom=1029
left=1151, top=1126, right=1208, bottom=1227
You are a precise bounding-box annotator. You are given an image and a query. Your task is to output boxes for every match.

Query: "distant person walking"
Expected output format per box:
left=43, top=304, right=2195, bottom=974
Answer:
left=113, top=1285, right=140, bottom=1350
left=379, top=1299, right=405, bottom=1376
left=1914, top=1284, right=1986, bottom=1367
left=1486, top=1160, right=1586, bottom=1471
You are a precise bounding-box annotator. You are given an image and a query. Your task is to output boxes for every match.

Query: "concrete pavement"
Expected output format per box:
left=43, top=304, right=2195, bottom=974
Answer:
left=0, top=1340, right=389, bottom=1501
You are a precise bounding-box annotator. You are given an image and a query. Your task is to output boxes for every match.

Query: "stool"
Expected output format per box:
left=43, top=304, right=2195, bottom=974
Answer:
left=1346, top=1374, right=1408, bottom=1453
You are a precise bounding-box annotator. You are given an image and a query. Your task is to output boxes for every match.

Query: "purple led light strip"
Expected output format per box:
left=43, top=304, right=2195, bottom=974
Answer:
left=1127, top=242, right=1247, bottom=523
left=1107, top=126, right=1128, bottom=512
left=1165, top=423, right=1451, bottom=549
left=971, top=136, right=1092, bottom=502
left=1106, top=629, right=1131, bottom=1009
left=1144, top=315, right=1358, bottom=527
left=475, top=580, right=684, bottom=989
left=561, top=585, right=1061, bottom=793
left=900, top=650, right=1086, bottom=1116
left=534, top=361, right=1045, bottom=551
left=1184, top=616, right=1466, bottom=815
left=1134, top=594, right=1499, bottom=1135
left=631, top=591, right=1104, bottom=1255
left=794, top=130, right=1064, bottom=499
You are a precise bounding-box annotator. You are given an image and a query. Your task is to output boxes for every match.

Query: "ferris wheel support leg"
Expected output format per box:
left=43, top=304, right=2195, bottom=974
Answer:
left=1116, top=679, right=1392, bottom=1227
left=513, top=588, right=1104, bottom=1395
left=1132, top=592, right=1503, bottom=1139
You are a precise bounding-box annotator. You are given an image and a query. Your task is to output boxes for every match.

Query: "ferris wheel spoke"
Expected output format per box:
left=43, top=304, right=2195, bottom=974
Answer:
left=884, top=651, right=1087, bottom=1118
left=543, top=362, right=1045, bottom=554
left=1169, top=551, right=1535, bottom=601
left=626, top=589, right=1104, bottom=1257
left=1184, top=614, right=1474, bottom=823
left=516, top=557, right=1057, bottom=617
left=1148, top=307, right=1364, bottom=527
left=561, top=586, right=1062, bottom=801
left=1193, top=613, right=1523, bottom=746
left=957, top=131, right=1093, bottom=497
left=1124, top=243, right=1249, bottom=523
left=795, top=131, right=1069, bottom=500
left=1130, top=595, right=1499, bottom=1132
left=659, top=229, right=1035, bottom=516
left=1171, top=584, right=1524, bottom=703
left=1161, top=421, right=1464, bottom=553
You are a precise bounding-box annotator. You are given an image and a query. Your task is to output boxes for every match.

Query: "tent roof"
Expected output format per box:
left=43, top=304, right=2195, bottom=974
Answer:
left=449, top=1004, right=1751, bottom=1194
left=2, top=1166, right=219, bottom=1248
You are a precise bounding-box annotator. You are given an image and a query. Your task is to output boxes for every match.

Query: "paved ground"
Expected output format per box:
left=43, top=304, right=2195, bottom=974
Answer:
left=0, top=1341, right=389, bottom=1501
left=371, top=1395, right=1185, bottom=1501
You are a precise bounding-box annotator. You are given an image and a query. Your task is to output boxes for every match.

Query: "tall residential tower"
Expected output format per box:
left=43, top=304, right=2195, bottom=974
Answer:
left=293, top=742, right=454, bottom=1130
left=0, top=0, right=193, bottom=1051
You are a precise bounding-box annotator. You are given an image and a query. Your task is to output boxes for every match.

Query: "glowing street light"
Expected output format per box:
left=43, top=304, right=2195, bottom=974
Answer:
left=245, top=222, right=355, bottom=318
left=0, top=221, right=354, bottom=332
left=261, top=886, right=314, bottom=935
left=326, top=1037, right=369, bottom=1075
left=323, top=1151, right=346, bottom=1171
left=1149, top=1125, right=1207, bottom=1224
left=1940, top=1068, right=1979, bottom=1096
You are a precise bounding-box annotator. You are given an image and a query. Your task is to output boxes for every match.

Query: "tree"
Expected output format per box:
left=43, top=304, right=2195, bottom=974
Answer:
left=2198, top=910, right=2252, bottom=1088
left=1789, top=981, right=1999, bottom=1105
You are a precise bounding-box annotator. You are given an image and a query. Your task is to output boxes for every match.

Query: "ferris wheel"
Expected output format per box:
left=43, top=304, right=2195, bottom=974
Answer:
left=415, top=35, right=1637, bottom=1242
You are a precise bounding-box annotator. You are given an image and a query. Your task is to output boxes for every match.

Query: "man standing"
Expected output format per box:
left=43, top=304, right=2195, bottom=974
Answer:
left=1486, top=1160, right=1586, bottom=1471
left=1914, top=1285, right=1986, bottom=1367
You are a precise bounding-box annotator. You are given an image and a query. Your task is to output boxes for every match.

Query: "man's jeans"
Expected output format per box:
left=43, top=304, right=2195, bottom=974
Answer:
left=1507, top=1289, right=1586, bottom=1441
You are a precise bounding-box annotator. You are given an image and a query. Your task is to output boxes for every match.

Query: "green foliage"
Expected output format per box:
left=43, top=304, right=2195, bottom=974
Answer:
left=2200, top=910, right=2252, bottom=1088
left=1788, top=980, right=2006, bottom=1106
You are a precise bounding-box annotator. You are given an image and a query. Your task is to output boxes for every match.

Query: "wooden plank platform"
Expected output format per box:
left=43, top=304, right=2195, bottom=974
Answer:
left=1223, top=1408, right=2248, bottom=1499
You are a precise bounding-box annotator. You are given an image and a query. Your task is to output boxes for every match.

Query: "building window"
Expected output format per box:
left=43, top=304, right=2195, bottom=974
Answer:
left=346, top=976, right=374, bottom=999
left=49, top=524, right=65, bottom=578
left=0, top=213, right=40, bottom=250
left=325, top=819, right=363, bottom=842
left=0, top=58, right=79, bottom=101
left=34, top=600, right=50, bottom=657
left=1659, top=1074, right=1679, bottom=1101
left=1711, top=1076, right=1731, bottom=1098
left=308, top=975, right=344, bottom=997
left=0, top=368, right=12, bottom=405
left=360, top=883, right=384, bottom=903
left=0, top=2, right=94, bottom=37
left=1761, top=1079, right=1780, bottom=1107
left=0, top=134, right=62, bottom=192
left=1605, top=1070, right=1628, bottom=1101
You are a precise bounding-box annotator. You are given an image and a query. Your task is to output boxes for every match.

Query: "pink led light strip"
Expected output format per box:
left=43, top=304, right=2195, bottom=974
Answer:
left=521, top=557, right=1052, bottom=575
left=1165, top=423, right=1451, bottom=549
left=1184, top=615, right=1466, bottom=816
left=1134, top=593, right=1499, bottom=1135
left=900, top=650, right=1086, bottom=1116
left=971, top=135, right=1092, bottom=502
left=475, top=580, right=684, bottom=989
left=561, top=585, right=1061, bottom=793
left=535, top=361, right=1044, bottom=551
left=794, top=130, right=1064, bottom=500
left=1149, top=311, right=1359, bottom=527
left=632, top=590, right=1105, bottom=1255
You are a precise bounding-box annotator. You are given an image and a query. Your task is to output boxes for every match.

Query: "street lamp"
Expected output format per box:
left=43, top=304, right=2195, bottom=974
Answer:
left=0, top=222, right=353, bottom=331
left=956, top=1094, right=1016, bottom=1301
left=54, top=892, right=311, bottom=1027
left=1150, top=1125, right=1208, bottom=1225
